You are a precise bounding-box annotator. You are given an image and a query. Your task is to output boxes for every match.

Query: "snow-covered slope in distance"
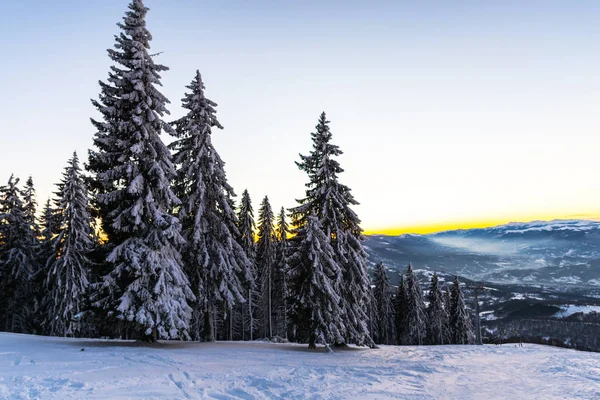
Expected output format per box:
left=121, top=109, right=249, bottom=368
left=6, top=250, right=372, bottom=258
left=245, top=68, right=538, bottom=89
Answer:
left=0, top=333, right=599, bottom=399
left=365, top=219, right=600, bottom=286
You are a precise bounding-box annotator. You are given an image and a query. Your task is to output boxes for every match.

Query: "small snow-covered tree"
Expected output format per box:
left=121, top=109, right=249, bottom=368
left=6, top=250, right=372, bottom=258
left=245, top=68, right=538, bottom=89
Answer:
left=291, top=112, right=372, bottom=347
left=236, top=189, right=257, bottom=340
left=256, top=196, right=276, bottom=338
left=403, top=263, right=426, bottom=345
left=88, top=0, right=193, bottom=341
left=45, top=153, right=95, bottom=337
left=0, top=175, right=37, bottom=332
left=169, top=70, right=247, bottom=341
left=288, top=213, right=344, bottom=349
left=449, top=276, right=473, bottom=344
left=373, top=262, right=396, bottom=345
left=273, top=206, right=290, bottom=339
left=426, top=272, right=448, bottom=345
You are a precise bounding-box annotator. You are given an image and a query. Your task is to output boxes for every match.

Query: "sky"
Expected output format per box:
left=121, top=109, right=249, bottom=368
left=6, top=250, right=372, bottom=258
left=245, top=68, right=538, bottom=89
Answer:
left=1, top=0, right=599, bottom=235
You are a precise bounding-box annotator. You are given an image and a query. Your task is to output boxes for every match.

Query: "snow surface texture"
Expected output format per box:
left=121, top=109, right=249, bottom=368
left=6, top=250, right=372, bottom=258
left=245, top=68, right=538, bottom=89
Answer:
left=0, top=333, right=598, bottom=400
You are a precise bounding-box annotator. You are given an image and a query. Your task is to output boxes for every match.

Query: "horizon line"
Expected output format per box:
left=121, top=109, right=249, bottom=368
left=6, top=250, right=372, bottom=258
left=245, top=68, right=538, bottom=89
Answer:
left=363, top=215, right=600, bottom=236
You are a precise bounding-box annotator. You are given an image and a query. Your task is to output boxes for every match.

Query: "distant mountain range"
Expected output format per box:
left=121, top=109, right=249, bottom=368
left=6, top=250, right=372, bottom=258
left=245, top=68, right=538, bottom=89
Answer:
left=364, top=219, right=600, bottom=287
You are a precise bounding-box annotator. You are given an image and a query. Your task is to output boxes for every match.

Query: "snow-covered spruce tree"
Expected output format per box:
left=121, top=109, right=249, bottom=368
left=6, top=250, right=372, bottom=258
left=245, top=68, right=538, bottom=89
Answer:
left=449, top=276, right=473, bottom=344
left=426, top=272, right=448, bottom=345
left=444, top=286, right=452, bottom=344
left=87, top=0, right=193, bottom=342
left=256, top=196, right=277, bottom=338
left=19, top=176, right=44, bottom=332
left=273, top=206, right=290, bottom=339
left=169, top=70, right=247, bottom=342
left=44, top=153, right=95, bottom=337
left=403, top=263, right=426, bottom=345
left=236, top=189, right=257, bottom=340
left=22, top=177, right=40, bottom=245
left=35, top=198, right=63, bottom=334
left=373, top=262, right=396, bottom=345
left=288, top=213, right=343, bottom=349
left=394, top=275, right=407, bottom=344
left=290, top=112, right=372, bottom=347
left=0, top=175, right=37, bottom=332
left=39, top=199, right=61, bottom=265
left=367, top=285, right=377, bottom=342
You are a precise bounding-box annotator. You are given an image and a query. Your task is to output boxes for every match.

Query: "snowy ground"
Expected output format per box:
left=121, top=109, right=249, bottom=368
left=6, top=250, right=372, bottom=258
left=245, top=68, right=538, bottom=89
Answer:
left=0, top=333, right=599, bottom=399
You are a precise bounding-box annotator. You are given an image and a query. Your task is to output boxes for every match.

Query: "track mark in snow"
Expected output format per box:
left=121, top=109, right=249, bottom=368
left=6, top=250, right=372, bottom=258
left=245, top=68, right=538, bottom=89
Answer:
left=226, top=387, right=255, bottom=400
left=147, top=353, right=181, bottom=367
left=168, top=373, right=191, bottom=399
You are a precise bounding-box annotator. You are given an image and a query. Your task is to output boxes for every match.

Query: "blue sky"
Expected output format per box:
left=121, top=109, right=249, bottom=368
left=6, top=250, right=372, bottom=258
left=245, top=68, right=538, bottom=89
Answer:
left=1, top=1, right=599, bottom=233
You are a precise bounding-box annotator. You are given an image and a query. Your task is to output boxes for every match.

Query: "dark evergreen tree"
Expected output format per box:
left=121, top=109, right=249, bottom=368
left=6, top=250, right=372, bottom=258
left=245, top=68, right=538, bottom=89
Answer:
left=35, top=198, right=63, bottom=334
left=22, top=177, right=40, bottom=246
left=256, top=196, right=276, bottom=338
left=45, top=153, right=95, bottom=337
left=444, top=286, right=452, bottom=344
left=449, top=276, right=473, bottom=344
left=0, top=175, right=37, bottom=332
left=236, top=189, right=257, bottom=340
left=39, top=199, right=61, bottom=264
left=87, top=0, right=193, bottom=341
left=403, top=263, right=426, bottom=345
left=288, top=213, right=343, bottom=349
left=273, top=206, right=290, bottom=339
left=394, top=275, right=407, bottom=344
left=237, top=190, right=256, bottom=261
left=426, top=272, right=448, bottom=345
left=169, top=70, right=247, bottom=341
left=373, top=262, right=395, bottom=345
left=19, top=176, right=42, bottom=332
left=367, top=285, right=377, bottom=343
left=290, top=112, right=372, bottom=346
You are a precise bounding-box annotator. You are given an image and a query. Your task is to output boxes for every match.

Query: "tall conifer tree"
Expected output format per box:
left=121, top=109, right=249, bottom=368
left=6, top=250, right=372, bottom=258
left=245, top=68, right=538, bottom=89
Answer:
left=273, top=207, right=290, bottom=339
left=256, top=196, right=276, bottom=338
left=22, top=177, right=40, bottom=247
left=403, top=263, right=426, bottom=345
left=169, top=71, right=247, bottom=341
left=394, top=275, right=407, bottom=344
left=87, top=0, right=193, bottom=341
left=236, top=189, right=257, bottom=340
left=373, top=262, right=395, bottom=345
left=291, top=112, right=372, bottom=346
left=45, top=153, right=95, bottom=337
left=289, top=214, right=343, bottom=349
left=426, top=272, right=448, bottom=345
left=0, top=175, right=37, bottom=332
left=444, top=286, right=453, bottom=344
left=449, top=277, right=473, bottom=344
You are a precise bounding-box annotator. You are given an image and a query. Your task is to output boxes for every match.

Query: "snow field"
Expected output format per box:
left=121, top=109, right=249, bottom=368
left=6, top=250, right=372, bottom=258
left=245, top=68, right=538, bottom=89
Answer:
left=1, top=333, right=599, bottom=399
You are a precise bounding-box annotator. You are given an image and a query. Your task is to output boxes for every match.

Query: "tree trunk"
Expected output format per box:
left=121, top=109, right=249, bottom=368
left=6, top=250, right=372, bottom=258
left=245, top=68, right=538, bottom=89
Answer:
left=268, top=272, right=272, bottom=338
left=249, top=288, right=253, bottom=341
left=140, top=328, right=157, bottom=343
left=203, top=308, right=214, bottom=342
left=308, top=333, right=317, bottom=349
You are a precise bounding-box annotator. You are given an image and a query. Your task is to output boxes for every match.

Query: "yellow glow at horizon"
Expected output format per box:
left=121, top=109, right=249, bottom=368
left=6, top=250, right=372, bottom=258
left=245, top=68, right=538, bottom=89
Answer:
left=364, top=213, right=600, bottom=236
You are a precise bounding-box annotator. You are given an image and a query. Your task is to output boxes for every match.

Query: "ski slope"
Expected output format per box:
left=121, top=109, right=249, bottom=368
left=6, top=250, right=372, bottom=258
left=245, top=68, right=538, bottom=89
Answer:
left=0, top=333, right=598, bottom=399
